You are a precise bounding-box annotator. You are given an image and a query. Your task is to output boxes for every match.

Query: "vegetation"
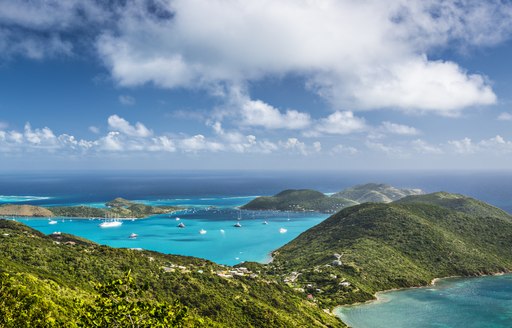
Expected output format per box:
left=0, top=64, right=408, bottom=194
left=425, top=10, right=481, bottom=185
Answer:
left=331, top=183, right=422, bottom=203
left=242, top=183, right=422, bottom=213
left=0, top=219, right=341, bottom=327
left=269, top=193, right=512, bottom=308
left=0, top=198, right=180, bottom=219
left=242, top=189, right=357, bottom=213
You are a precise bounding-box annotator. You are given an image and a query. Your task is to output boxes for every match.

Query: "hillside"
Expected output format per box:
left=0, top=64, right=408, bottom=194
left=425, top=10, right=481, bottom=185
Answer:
left=0, top=204, right=54, bottom=217
left=0, top=219, right=341, bottom=327
left=242, top=183, right=422, bottom=213
left=331, top=183, right=422, bottom=203
left=270, top=193, right=512, bottom=308
left=395, top=191, right=511, bottom=221
left=0, top=198, right=180, bottom=219
left=241, top=189, right=356, bottom=213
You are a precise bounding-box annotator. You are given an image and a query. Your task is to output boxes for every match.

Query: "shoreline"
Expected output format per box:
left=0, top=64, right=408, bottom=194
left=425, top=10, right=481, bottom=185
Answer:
left=334, top=270, right=511, bottom=313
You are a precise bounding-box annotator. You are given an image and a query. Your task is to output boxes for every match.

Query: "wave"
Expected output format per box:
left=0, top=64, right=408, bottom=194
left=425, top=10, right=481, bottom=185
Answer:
left=0, top=195, right=52, bottom=202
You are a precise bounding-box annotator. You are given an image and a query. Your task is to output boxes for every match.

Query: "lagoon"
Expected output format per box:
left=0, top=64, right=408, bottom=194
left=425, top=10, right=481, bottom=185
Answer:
left=336, top=274, right=512, bottom=328
left=17, top=195, right=328, bottom=265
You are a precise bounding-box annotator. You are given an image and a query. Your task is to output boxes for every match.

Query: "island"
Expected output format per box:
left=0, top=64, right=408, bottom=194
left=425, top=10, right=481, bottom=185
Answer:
left=241, top=183, right=423, bottom=213
left=0, top=197, right=180, bottom=219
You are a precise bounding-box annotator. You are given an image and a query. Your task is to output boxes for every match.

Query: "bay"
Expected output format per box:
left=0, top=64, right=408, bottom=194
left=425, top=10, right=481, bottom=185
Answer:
left=336, top=274, right=512, bottom=328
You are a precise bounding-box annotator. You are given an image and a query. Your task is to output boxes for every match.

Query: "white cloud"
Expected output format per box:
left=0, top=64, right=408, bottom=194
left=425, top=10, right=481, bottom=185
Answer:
left=411, top=139, right=443, bottom=154
left=280, top=138, right=308, bottom=155
left=448, top=137, right=475, bottom=154
left=95, top=0, right=508, bottom=114
left=498, top=112, right=512, bottom=121
left=365, top=140, right=404, bottom=156
left=119, top=95, right=136, bottom=106
left=309, top=111, right=366, bottom=136
left=107, top=115, right=152, bottom=137
left=98, top=131, right=123, bottom=151
left=180, top=135, right=224, bottom=153
left=381, top=121, right=420, bottom=136
left=240, top=99, right=311, bottom=130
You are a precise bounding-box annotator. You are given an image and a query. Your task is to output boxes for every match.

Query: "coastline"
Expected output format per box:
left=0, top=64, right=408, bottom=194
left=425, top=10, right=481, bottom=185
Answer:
left=334, top=270, right=511, bottom=313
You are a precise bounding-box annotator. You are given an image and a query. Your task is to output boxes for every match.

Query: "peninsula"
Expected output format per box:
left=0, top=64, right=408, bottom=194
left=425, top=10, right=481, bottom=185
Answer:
left=0, top=197, right=180, bottom=219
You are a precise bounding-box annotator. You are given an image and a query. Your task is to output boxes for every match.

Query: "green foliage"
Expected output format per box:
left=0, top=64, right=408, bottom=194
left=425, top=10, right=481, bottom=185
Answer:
left=0, top=219, right=341, bottom=327
left=49, top=199, right=179, bottom=219
left=272, top=194, right=512, bottom=308
left=242, top=189, right=355, bottom=213
left=0, top=272, right=67, bottom=328
left=331, top=183, right=421, bottom=203
left=75, top=272, right=190, bottom=327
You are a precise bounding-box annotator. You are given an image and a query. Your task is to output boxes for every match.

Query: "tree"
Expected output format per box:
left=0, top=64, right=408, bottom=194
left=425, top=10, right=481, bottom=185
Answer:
left=75, top=272, right=190, bottom=327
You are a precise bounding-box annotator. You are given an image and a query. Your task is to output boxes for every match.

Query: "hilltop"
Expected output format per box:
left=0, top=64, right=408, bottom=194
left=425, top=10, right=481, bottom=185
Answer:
left=241, top=189, right=356, bottom=213
left=0, top=219, right=341, bottom=327
left=331, top=183, right=422, bottom=203
left=270, top=192, right=512, bottom=307
left=242, top=183, right=422, bottom=213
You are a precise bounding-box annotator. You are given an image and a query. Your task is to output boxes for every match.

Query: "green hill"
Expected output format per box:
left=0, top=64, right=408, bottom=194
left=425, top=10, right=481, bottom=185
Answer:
left=0, top=219, right=341, bottom=327
left=242, top=184, right=423, bottom=213
left=241, top=189, right=357, bottom=213
left=331, top=183, right=422, bottom=203
left=270, top=193, right=512, bottom=308
left=395, top=191, right=511, bottom=221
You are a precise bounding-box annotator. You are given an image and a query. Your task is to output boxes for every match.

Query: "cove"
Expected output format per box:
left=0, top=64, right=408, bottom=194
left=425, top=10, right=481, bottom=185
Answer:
left=336, top=274, right=512, bottom=328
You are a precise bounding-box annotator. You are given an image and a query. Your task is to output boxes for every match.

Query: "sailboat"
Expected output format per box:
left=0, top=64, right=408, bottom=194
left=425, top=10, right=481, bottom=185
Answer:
left=234, top=222, right=242, bottom=228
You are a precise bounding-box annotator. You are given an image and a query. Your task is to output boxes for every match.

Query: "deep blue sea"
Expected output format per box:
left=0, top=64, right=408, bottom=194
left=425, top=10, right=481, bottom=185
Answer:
left=2, top=170, right=512, bottom=326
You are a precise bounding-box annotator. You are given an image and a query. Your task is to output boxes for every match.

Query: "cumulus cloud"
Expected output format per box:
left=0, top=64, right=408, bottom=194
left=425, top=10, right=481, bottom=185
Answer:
left=240, top=99, right=311, bottom=130
left=381, top=121, right=420, bottom=136
left=308, top=111, right=367, bottom=136
left=448, top=137, right=475, bottom=154
left=119, top=95, right=136, bottom=106
left=107, top=114, right=152, bottom=137
left=95, top=0, right=508, bottom=114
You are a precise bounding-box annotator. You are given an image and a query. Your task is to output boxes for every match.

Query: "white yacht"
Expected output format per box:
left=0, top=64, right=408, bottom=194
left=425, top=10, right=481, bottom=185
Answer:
left=129, top=233, right=138, bottom=239
left=199, top=229, right=207, bottom=235
left=99, top=220, right=122, bottom=228
left=279, top=228, right=287, bottom=234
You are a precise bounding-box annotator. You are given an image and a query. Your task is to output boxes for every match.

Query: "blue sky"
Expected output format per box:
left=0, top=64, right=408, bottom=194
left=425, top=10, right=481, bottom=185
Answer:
left=1, top=0, right=512, bottom=170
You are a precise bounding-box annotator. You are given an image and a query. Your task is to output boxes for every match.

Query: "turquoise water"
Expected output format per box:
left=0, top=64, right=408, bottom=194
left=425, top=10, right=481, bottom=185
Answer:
left=336, top=274, right=512, bottom=328
left=17, top=196, right=328, bottom=265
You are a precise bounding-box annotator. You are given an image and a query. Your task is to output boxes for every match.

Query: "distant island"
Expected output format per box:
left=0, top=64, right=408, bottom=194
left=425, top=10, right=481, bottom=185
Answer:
left=242, top=183, right=423, bottom=213
left=0, top=197, right=180, bottom=219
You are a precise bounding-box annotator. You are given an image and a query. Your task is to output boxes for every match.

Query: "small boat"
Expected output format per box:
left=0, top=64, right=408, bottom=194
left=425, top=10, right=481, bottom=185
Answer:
left=129, top=233, right=138, bottom=239
left=48, top=220, right=58, bottom=225
left=279, top=228, right=287, bottom=234
left=199, top=229, right=207, bottom=235
left=177, top=222, right=185, bottom=228
left=99, top=220, right=122, bottom=228
left=175, top=217, right=180, bottom=221
left=220, top=229, right=225, bottom=234
left=263, top=221, right=268, bottom=225
left=234, top=222, right=242, bottom=228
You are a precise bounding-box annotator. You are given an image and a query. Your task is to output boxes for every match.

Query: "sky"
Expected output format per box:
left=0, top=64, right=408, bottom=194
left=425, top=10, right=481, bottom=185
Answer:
left=1, top=0, right=512, bottom=171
